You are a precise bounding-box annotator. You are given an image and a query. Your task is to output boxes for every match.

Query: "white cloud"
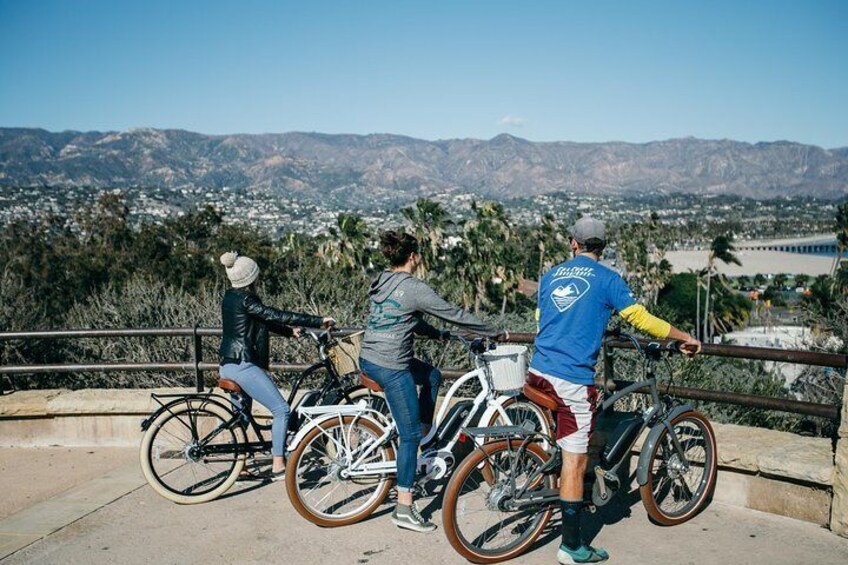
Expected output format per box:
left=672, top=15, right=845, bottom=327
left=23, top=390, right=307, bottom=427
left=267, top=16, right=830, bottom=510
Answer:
left=498, top=115, right=526, bottom=127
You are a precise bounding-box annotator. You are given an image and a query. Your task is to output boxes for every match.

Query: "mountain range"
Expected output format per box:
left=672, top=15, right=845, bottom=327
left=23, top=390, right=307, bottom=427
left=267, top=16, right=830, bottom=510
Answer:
left=1, top=127, right=846, bottom=202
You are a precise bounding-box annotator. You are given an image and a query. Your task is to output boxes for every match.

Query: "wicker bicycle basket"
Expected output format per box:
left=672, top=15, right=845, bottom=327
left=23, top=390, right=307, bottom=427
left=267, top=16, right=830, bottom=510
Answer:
left=327, top=331, right=365, bottom=376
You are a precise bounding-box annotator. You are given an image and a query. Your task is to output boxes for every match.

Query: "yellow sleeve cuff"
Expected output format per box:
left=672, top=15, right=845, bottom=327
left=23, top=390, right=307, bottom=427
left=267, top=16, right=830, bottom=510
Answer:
left=619, top=304, right=671, bottom=339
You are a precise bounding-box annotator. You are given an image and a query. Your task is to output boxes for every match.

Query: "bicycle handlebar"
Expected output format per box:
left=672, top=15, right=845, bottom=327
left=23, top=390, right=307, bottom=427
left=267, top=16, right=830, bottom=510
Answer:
left=603, top=328, right=683, bottom=359
left=449, top=333, right=496, bottom=356
left=303, top=327, right=334, bottom=346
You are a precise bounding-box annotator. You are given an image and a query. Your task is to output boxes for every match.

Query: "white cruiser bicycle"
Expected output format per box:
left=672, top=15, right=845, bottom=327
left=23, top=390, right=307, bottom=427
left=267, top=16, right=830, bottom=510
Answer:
left=284, top=335, right=552, bottom=527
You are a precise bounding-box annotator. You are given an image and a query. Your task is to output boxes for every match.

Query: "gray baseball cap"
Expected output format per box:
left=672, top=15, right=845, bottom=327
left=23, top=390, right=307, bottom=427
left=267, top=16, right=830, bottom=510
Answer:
left=570, top=216, right=606, bottom=243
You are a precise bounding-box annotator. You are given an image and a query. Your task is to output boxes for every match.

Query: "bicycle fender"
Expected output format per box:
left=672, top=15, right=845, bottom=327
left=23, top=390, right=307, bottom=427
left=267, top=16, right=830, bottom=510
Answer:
left=636, top=404, right=694, bottom=486
left=287, top=411, right=389, bottom=452
left=140, top=394, right=235, bottom=431
left=475, top=393, right=520, bottom=446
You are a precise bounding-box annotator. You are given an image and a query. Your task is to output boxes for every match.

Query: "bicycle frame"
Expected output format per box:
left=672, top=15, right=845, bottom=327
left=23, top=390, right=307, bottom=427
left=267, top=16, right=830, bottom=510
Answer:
left=140, top=330, right=371, bottom=459
left=463, top=340, right=696, bottom=511
left=284, top=340, right=366, bottom=410
left=141, top=393, right=274, bottom=457
left=290, top=356, right=520, bottom=483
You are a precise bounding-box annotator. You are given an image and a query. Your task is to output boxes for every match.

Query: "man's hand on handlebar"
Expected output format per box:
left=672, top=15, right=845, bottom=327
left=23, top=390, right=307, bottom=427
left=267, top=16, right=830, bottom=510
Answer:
left=291, top=327, right=303, bottom=339
left=322, top=317, right=336, bottom=329
left=679, top=335, right=702, bottom=356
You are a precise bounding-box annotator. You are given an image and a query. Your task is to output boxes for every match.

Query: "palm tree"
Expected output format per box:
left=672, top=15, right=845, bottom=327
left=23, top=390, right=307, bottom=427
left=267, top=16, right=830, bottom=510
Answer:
left=400, top=198, right=451, bottom=274
left=460, top=201, right=513, bottom=314
left=833, top=201, right=848, bottom=276
left=531, top=213, right=569, bottom=280
left=703, top=234, right=742, bottom=341
left=317, top=213, right=370, bottom=272
left=615, top=214, right=672, bottom=308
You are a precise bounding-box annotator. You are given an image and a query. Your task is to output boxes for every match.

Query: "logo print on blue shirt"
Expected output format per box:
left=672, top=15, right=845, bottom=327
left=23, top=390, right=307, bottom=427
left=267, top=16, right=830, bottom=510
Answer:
left=551, top=277, right=590, bottom=312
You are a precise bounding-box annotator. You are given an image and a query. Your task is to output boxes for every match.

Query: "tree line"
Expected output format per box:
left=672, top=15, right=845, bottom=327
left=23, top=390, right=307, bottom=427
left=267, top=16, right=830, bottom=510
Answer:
left=1, top=194, right=845, bottom=436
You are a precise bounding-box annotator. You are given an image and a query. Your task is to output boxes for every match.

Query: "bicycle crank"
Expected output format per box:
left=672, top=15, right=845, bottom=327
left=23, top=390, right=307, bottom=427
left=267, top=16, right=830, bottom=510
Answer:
left=591, top=466, right=620, bottom=507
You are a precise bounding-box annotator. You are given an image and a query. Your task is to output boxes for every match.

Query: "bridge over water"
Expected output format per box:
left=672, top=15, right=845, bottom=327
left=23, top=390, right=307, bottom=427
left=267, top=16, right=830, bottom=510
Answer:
left=667, top=233, right=841, bottom=275
left=734, top=234, right=839, bottom=256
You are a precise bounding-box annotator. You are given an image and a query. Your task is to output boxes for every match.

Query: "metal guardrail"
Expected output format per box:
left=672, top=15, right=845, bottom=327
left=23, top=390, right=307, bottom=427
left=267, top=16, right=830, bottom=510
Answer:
left=0, top=327, right=845, bottom=420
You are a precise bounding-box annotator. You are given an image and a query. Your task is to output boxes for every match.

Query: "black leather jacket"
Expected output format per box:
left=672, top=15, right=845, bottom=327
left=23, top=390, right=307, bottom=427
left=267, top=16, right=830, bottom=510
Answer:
left=218, top=288, right=324, bottom=370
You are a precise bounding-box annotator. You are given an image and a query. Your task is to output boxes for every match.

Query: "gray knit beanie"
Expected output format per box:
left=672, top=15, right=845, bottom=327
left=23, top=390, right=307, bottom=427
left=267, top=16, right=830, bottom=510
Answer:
left=220, top=251, right=259, bottom=288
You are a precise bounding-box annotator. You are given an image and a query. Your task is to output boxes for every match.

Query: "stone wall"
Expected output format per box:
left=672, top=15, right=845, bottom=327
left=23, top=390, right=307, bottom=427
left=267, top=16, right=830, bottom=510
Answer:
left=0, top=389, right=840, bottom=531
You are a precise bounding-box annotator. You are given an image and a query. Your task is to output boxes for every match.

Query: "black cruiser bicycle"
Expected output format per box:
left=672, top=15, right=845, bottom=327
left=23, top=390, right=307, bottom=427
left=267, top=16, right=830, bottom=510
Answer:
left=139, top=329, right=386, bottom=504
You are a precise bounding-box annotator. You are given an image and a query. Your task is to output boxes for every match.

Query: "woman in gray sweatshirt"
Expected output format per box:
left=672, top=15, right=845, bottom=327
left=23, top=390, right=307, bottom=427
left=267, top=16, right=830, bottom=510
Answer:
left=359, top=231, right=496, bottom=533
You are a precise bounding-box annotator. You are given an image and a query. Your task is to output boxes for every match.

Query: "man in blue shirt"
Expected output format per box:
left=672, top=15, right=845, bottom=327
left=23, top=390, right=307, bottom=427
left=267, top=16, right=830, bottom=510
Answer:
left=530, top=216, right=701, bottom=564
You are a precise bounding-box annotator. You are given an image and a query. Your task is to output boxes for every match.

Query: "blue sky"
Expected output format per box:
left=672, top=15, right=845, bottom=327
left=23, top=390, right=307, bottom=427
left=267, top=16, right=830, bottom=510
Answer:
left=0, top=0, right=845, bottom=147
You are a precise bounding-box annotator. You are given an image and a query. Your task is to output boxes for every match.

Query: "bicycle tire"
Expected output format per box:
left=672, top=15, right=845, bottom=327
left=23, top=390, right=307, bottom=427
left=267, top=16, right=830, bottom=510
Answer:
left=640, top=410, right=717, bottom=526
left=286, top=415, right=395, bottom=527
left=443, top=440, right=554, bottom=563
left=337, top=384, right=389, bottom=415
left=139, top=399, right=246, bottom=504
left=482, top=396, right=553, bottom=442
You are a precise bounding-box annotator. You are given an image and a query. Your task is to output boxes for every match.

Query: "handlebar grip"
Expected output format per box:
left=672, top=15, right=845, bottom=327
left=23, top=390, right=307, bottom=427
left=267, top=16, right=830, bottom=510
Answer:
left=665, top=340, right=682, bottom=353
left=469, top=338, right=488, bottom=354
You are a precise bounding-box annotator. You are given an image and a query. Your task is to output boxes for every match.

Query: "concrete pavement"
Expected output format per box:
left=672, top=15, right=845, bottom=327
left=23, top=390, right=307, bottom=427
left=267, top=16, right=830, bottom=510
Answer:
left=0, top=448, right=138, bottom=520
left=1, top=448, right=847, bottom=564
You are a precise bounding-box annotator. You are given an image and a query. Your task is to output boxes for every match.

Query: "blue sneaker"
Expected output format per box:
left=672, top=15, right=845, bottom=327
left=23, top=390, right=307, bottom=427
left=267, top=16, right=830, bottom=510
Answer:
left=557, top=544, right=609, bottom=564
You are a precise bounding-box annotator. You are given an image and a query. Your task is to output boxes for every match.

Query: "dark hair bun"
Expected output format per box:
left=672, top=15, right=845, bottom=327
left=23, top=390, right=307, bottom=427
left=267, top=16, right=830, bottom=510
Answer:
left=380, top=230, right=420, bottom=267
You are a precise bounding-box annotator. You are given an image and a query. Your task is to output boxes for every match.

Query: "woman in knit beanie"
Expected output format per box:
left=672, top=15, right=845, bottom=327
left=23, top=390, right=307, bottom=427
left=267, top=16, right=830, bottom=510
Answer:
left=218, top=251, right=335, bottom=479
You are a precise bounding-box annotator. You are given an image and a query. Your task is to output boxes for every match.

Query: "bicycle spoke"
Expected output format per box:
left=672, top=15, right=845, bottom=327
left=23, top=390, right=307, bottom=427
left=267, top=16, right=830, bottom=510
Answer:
left=146, top=406, right=240, bottom=498
left=293, top=419, right=391, bottom=520
left=452, top=444, right=549, bottom=556
left=648, top=415, right=714, bottom=519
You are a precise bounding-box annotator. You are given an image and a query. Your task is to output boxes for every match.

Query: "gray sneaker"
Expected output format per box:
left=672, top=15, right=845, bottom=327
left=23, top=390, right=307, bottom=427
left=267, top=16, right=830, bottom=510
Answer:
left=391, top=503, right=436, bottom=533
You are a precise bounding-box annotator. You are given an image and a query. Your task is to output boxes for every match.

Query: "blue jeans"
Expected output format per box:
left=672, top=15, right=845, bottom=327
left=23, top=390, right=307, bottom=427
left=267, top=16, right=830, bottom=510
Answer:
left=359, top=357, right=442, bottom=492
left=220, top=361, right=290, bottom=457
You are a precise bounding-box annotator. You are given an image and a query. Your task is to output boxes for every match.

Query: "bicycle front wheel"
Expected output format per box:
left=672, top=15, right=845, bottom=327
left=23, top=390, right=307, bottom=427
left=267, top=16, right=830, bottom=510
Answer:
left=443, top=440, right=555, bottom=564
left=286, top=415, right=395, bottom=527
left=337, top=384, right=389, bottom=416
left=640, top=410, right=717, bottom=525
left=139, top=399, right=246, bottom=504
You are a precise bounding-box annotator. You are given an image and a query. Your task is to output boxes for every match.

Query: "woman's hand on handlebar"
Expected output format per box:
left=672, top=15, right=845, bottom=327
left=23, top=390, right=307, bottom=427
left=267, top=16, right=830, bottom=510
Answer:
left=291, top=327, right=303, bottom=338
left=322, top=317, right=336, bottom=329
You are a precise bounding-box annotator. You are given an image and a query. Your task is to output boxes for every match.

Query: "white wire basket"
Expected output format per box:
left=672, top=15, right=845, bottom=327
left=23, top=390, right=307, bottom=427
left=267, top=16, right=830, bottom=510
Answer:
left=482, top=344, right=528, bottom=391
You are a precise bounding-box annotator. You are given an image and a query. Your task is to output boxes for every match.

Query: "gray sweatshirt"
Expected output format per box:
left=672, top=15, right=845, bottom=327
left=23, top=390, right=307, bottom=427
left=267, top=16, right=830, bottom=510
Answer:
left=359, top=271, right=497, bottom=370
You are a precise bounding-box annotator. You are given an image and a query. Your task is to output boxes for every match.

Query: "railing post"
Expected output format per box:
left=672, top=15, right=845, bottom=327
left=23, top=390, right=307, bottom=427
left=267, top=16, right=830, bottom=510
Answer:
left=831, top=374, right=848, bottom=537
left=193, top=324, right=203, bottom=392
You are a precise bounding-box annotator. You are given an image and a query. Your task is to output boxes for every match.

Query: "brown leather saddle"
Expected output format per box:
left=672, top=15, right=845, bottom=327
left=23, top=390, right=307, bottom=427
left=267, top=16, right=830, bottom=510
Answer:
left=359, top=373, right=383, bottom=393
left=522, top=383, right=559, bottom=412
left=217, top=378, right=243, bottom=394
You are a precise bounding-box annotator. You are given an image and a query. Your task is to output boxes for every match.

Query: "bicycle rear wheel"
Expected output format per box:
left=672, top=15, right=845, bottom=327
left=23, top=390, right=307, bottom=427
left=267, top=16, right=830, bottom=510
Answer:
left=482, top=396, right=553, bottom=443
left=640, top=410, right=717, bottom=525
left=140, top=399, right=246, bottom=504
left=286, top=415, right=395, bottom=527
left=443, top=440, right=555, bottom=564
